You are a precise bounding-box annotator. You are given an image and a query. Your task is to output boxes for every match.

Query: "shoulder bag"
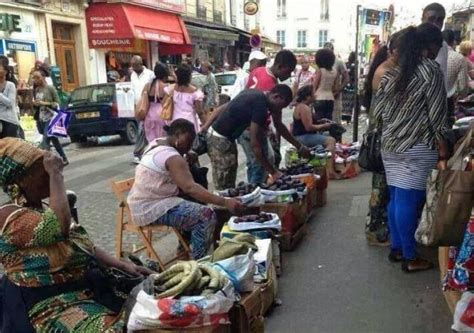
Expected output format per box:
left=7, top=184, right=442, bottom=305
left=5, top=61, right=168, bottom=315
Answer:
left=135, top=83, right=151, bottom=121
left=415, top=128, right=474, bottom=247
left=359, top=124, right=384, bottom=172
left=160, top=85, right=175, bottom=121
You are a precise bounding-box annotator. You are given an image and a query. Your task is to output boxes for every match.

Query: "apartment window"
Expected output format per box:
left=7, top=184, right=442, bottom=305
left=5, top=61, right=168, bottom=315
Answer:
left=297, top=30, right=307, bottom=48
left=197, top=0, right=207, bottom=19
left=319, top=30, right=328, bottom=47
left=276, top=30, right=286, bottom=46
left=320, top=0, right=329, bottom=20
left=277, top=0, right=287, bottom=18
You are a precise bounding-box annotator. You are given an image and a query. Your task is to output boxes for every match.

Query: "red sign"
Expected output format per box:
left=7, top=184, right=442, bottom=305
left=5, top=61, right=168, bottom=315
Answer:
left=91, top=0, right=185, bottom=14
left=86, top=3, right=190, bottom=48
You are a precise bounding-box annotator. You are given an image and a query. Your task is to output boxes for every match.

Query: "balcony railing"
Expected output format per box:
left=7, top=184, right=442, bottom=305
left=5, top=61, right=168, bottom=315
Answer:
left=197, top=5, right=207, bottom=19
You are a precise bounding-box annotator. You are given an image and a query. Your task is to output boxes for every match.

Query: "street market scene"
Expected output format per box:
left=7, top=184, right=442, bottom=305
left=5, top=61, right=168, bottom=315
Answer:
left=0, top=0, right=473, bottom=332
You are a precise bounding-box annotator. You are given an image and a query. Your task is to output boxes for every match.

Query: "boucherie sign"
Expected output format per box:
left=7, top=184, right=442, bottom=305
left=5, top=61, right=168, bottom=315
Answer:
left=91, top=0, right=185, bottom=14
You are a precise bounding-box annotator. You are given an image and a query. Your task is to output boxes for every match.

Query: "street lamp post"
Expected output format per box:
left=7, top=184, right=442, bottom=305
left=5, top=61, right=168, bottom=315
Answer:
left=353, top=4, right=362, bottom=143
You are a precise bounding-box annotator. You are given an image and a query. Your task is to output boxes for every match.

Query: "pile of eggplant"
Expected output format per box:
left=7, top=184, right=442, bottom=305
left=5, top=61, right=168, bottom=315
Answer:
left=259, top=175, right=306, bottom=192
left=234, top=213, right=274, bottom=224
left=280, top=163, right=314, bottom=176
left=225, top=182, right=258, bottom=197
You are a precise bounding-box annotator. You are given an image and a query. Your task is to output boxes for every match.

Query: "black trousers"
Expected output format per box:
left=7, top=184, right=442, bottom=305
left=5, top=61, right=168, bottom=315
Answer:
left=313, top=100, right=334, bottom=121
left=447, top=96, right=455, bottom=128
left=0, top=121, right=20, bottom=139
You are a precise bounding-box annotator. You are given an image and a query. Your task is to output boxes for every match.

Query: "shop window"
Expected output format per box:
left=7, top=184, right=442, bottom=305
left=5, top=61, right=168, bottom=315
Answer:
left=297, top=30, right=307, bottom=48
left=319, top=30, right=328, bottom=47
left=276, top=30, right=286, bottom=47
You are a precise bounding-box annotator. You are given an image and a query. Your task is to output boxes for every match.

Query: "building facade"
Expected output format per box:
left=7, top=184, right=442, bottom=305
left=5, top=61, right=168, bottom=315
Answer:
left=259, top=0, right=357, bottom=59
left=0, top=0, right=91, bottom=91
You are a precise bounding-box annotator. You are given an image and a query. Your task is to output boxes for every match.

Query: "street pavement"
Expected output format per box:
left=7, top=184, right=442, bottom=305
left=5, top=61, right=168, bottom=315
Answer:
left=0, top=113, right=453, bottom=331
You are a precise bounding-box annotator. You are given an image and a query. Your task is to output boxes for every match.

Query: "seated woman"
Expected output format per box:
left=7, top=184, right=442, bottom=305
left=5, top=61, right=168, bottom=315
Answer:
left=128, top=119, right=243, bottom=260
left=292, top=85, right=339, bottom=179
left=0, top=138, right=151, bottom=332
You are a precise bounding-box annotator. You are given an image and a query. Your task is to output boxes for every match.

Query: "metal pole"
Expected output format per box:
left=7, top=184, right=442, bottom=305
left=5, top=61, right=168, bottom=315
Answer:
left=353, top=4, right=361, bottom=143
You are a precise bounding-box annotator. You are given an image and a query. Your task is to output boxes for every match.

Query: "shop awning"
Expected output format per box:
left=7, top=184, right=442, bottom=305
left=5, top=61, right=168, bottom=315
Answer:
left=186, top=25, right=239, bottom=43
left=86, top=3, right=191, bottom=48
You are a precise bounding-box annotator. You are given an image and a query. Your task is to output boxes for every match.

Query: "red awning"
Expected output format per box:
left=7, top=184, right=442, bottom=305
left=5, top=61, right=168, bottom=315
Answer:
left=86, top=3, right=191, bottom=49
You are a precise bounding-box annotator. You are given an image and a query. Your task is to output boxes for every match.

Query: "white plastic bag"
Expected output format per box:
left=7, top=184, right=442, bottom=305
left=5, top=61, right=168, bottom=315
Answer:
left=228, top=213, right=281, bottom=231
left=453, top=292, right=474, bottom=332
left=211, top=249, right=255, bottom=293
left=260, top=188, right=297, bottom=203
left=126, top=278, right=236, bottom=331
left=216, top=187, right=264, bottom=207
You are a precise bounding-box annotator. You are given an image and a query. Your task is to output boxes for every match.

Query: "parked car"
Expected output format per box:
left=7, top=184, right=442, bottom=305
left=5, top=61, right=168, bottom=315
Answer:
left=66, top=83, right=138, bottom=144
left=215, top=71, right=237, bottom=97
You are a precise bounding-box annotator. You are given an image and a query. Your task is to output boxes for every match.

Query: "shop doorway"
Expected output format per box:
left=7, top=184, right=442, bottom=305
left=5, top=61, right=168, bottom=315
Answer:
left=53, top=23, right=79, bottom=91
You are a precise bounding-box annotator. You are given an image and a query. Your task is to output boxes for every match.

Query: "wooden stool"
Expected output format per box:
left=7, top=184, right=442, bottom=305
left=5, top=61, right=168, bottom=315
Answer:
left=110, top=177, right=191, bottom=271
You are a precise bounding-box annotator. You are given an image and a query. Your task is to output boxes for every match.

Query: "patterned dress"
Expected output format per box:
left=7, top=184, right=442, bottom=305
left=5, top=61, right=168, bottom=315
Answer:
left=0, top=204, right=125, bottom=332
left=365, top=93, right=389, bottom=244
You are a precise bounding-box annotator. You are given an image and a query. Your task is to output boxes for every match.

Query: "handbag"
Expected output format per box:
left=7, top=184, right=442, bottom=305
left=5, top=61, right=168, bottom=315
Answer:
left=359, top=126, right=384, bottom=172
left=135, top=83, right=150, bottom=121
left=415, top=129, right=474, bottom=247
left=192, top=132, right=208, bottom=156
left=160, top=85, right=174, bottom=121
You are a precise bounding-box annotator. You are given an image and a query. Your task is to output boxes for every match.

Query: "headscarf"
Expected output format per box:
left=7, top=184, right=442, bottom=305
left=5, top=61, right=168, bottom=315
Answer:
left=0, top=138, right=44, bottom=189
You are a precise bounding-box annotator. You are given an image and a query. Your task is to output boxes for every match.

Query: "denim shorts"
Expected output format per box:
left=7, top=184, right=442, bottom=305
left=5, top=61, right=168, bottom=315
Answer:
left=295, top=133, right=328, bottom=148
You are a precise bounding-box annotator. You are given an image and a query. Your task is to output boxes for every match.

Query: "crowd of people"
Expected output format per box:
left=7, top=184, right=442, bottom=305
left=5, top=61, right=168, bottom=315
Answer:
left=0, top=1, right=473, bottom=331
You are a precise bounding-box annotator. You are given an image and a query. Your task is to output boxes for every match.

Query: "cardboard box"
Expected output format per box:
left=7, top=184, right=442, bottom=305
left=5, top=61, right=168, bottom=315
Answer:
left=254, top=239, right=273, bottom=283
left=315, top=189, right=327, bottom=208
left=262, top=200, right=307, bottom=235
left=259, top=263, right=278, bottom=315
left=314, top=167, right=328, bottom=190
left=280, top=222, right=307, bottom=251
left=306, top=185, right=318, bottom=215
left=229, top=284, right=264, bottom=333
left=139, top=325, right=231, bottom=333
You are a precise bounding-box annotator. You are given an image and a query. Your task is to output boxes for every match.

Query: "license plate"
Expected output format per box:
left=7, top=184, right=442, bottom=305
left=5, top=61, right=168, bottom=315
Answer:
left=76, top=112, right=99, bottom=119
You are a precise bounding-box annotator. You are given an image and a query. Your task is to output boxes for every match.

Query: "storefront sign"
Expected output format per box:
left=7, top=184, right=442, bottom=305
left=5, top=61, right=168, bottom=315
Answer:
left=0, top=14, right=21, bottom=32
left=4, top=39, right=36, bottom=52
left=244, top=1, right=259, bottom=16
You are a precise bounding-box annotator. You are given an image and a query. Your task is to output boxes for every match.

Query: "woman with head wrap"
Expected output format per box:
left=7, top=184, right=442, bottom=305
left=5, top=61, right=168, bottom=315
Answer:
left=0, top=138, right=151, bottom=332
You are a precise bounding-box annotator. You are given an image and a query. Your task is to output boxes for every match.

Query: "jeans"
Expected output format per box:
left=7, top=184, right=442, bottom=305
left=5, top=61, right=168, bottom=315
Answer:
left=40, top=121, right=67, bottom=160
left=238, top=129, right=274, bottom=184
left=388, top=185, right=426, bottom=260
left=295, top=133, right=328, bottom=148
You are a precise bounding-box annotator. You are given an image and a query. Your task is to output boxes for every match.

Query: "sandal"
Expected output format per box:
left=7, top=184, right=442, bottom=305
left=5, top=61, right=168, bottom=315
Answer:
left=388, top=250, right=403, bottom=263
left=401, top=258, right=434, bottom=273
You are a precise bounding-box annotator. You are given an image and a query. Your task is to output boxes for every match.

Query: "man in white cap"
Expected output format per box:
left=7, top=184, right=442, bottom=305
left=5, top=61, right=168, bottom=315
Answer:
left=230, top=50, right=267, bottom=99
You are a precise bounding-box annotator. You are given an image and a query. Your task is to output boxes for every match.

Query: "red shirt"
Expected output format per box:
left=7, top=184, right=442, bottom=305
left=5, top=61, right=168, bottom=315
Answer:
left=246, top=67, right=277, bottom=91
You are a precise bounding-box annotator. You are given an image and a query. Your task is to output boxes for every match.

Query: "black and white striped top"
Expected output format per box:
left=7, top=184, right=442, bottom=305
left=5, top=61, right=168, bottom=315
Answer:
left=373, top=58, right=449, bottom=153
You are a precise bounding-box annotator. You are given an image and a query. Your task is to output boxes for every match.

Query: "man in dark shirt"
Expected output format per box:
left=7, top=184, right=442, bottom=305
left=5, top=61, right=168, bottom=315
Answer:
left=201, top=85, right=310, bottom=190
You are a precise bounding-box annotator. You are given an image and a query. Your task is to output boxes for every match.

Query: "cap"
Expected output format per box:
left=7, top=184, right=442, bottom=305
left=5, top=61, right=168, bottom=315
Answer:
left=249, top=50, right=267, bottom=61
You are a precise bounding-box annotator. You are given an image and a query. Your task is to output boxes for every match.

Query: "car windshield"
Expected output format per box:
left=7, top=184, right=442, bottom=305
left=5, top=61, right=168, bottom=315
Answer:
left=70, top=85, right=115, bottom=104
left=215, top=74, right=237, bottom=86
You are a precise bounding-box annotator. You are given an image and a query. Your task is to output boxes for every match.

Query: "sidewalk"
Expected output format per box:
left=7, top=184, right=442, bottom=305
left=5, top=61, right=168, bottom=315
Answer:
left=266, top=172, right=452, bottom=332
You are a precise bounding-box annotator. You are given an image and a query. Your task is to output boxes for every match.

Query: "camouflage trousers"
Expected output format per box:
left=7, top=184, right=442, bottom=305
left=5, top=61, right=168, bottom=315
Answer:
left=365, top=172, right=390, bottom=243
left=207, top=133, right=238, bottom=191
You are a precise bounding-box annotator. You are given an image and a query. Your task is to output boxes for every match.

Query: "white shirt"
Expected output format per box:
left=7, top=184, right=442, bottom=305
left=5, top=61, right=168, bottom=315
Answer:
left=230, top=71, right=249, bottom=99
left=435, top=41, right=449, bottom=89
left=131, top=67, right=155, bottom=104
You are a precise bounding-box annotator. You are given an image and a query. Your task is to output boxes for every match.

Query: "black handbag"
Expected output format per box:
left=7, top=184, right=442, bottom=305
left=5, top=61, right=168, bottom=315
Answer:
left=359, top=127, right=384, bottom=172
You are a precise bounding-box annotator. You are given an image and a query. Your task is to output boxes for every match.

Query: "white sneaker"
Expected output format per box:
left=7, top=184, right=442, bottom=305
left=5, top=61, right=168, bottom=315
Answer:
left=133, top=156, right=140, bottom=164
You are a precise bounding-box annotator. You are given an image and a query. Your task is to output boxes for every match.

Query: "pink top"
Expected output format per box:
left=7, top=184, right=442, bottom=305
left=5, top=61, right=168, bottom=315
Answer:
left=128, top=144, right=184, bottom=226
left=246, top=67, right=277, bottom=91
left=165, top=86, right=204, bottom=133
left=144, top=85, right=167, bottom=142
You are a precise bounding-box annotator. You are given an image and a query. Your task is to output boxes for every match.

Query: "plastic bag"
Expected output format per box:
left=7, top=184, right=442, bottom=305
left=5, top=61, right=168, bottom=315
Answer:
left=210, top=249, right=255, bottom=293
left=46, top=109, right=71, bottom=138
left=228, top=213, right=281, bottom=232
left=217, top=187, right=264, bottom=207
left=126, top=277, right=236, bottom=331
left=261, top=188, right=297, bottom=203
left=452, top=292, right=474, bottom=332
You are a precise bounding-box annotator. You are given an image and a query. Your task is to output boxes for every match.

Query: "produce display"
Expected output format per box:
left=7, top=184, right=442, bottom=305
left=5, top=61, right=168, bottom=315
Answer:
left=280, top=163, right=314, bottom=176
left=234, top=213, right=274, bottom=224
left=259, top=176, right=306, bottom=192
left=153, top=261, right=228, bottom=298
left=225, top=182, right=259, bottom=197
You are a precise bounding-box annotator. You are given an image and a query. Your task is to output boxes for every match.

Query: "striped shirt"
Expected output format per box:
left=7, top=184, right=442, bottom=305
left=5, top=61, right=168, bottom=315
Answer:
left=373, top=58, right=449, bottom=153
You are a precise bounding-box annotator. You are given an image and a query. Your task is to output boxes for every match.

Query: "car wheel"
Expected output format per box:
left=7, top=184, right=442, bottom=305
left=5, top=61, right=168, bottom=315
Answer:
left=70, top=135, right=87, bottom=143
left=121, top=121, right=138, bottom=145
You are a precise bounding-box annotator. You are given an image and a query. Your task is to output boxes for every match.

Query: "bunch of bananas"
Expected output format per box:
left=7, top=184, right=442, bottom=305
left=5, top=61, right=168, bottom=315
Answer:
left=153, top=261, right=228, bottom=298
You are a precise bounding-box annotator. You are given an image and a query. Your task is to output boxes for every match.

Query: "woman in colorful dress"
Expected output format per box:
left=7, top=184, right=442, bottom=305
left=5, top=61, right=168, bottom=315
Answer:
left=128, top=119, right=243, bottom=260
left=374, top=24, right=450, bottom=272
left=0, top=138, right=151, bottom=332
